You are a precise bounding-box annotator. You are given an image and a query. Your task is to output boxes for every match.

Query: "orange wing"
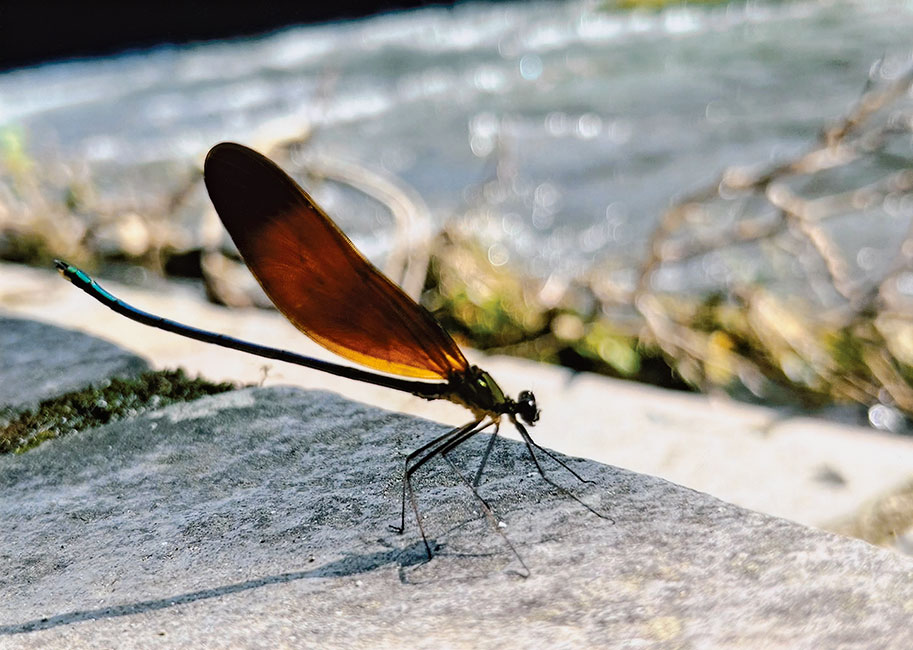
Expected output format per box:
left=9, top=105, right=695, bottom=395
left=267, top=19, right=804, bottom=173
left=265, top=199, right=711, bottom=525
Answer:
left=203, top=142, right=468, bottom=380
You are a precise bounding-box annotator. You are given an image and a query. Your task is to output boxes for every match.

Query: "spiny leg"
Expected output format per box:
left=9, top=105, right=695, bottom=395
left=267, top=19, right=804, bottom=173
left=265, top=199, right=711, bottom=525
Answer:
left=401, top=419, right=493, bottom=558
left=471, top=422, right=500, bottom=488
left=513, top=419, right=613, bottom=523
left=519, top=426, right=595, bottom=485
left=440, top=451, right=530, bottom=578
left=390, top=418, right=483, bottom=558
left=391, top=419, right=478, bottom=536
left=433, top=421, right=531, bottom=576
left=433, top=419, right=498, bottom=517
left=429, top=419, right=499, bottom=525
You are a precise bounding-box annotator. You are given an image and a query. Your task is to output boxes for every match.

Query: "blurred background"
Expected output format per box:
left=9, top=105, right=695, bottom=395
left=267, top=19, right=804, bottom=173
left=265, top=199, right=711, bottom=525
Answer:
left=4, top=0, right=913, bottom=431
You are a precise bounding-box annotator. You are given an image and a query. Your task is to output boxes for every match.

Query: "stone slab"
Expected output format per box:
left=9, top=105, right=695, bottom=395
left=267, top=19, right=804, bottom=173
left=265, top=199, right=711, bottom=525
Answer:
left=3, top=387, right=913, bottom=648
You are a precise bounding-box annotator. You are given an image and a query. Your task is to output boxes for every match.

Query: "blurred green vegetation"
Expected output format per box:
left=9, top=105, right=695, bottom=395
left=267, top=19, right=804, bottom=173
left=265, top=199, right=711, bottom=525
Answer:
left=425, top=229, right=687, bottom=392
left=4, top=56, right=913, bottom=428
left=422, top=228, right=913, bottom=416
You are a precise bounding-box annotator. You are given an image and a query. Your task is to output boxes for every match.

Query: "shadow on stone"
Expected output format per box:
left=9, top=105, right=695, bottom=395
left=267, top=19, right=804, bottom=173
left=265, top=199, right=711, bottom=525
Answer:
left=4, top=385, right=913, bottom=647
left=0, top=540, right=431, bottom=636
left=0, top=315, right=148, bottom=410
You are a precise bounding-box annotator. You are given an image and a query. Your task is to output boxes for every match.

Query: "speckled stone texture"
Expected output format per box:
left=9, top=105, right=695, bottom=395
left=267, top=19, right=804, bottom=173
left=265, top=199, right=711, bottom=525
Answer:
left=4, top=385, right=913, bottom=649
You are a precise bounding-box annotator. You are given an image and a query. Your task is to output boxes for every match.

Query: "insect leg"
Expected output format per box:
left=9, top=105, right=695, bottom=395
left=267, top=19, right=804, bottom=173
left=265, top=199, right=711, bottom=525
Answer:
left=513, top=420, right=613, bottom=523
left=471, top=421, right=500, bottom=488
left=439, top=451, right=530, bottom=578
left=390, top=418, right=482, bottom=557
left=431, top=418, right=497, bottom=514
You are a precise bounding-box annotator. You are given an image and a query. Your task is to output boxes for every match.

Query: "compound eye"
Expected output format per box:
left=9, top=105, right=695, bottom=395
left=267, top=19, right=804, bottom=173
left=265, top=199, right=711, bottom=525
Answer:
left=517, top=390, right=540, bottom=424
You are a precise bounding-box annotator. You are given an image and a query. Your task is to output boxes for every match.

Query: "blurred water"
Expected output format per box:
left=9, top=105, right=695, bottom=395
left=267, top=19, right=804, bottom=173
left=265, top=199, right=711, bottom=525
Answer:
left=1, top=0, right=913, bottom=278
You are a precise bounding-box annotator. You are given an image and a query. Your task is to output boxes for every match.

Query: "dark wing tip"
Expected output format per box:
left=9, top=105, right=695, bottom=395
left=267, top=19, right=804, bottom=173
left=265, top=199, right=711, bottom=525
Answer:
left=204, top=142, right=259, bottom=178
left=203, top=141, right=305, bottom=238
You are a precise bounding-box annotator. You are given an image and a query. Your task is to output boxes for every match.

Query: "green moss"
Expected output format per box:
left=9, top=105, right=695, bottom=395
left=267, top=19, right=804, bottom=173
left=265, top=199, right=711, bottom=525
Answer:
left=0, top=369, right=236, bottom=454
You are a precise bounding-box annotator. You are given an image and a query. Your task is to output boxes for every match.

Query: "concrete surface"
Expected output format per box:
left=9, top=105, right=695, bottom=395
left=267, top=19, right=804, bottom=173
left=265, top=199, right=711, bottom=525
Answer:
left=4, top=386, right=913, bottom=648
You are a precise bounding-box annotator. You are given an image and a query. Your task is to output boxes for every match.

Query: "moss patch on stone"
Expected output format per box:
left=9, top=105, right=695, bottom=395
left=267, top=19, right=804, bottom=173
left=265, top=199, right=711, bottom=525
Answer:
left=0, top=369, right=236, bottom=454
